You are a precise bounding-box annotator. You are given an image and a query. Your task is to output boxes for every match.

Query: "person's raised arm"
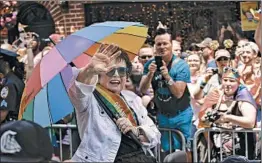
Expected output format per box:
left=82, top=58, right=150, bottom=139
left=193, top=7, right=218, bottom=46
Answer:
left=22, top=32, right=36, bottom=81
left=76, top=44, right=121, bottom=85
left=68, top=44, right=121, bottom=113
left=254, top=9, right=262, bottom=53
left=193, top=69, right=214, bottom=99
left=139, top=61, right=156, bottom=94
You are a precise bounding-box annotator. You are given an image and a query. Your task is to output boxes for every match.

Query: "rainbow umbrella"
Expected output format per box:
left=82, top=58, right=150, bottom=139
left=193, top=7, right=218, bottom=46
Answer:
left=19, top=21, right=148, bottom=127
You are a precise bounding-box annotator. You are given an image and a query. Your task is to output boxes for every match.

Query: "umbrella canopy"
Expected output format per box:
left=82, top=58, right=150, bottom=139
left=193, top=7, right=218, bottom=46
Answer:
left=21, top=65, right=75, bottom=127
left=19, top=21, right=148, bottom=126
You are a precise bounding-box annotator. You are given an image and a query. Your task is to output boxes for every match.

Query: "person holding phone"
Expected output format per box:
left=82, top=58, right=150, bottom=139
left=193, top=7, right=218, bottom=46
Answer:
left=140, top=28, right=192, bottom=154
left=13, top=32, right=40, bottom=81
left=218, top=21, right=237, bottom=45
left=194, top=49, right=231, bottom=103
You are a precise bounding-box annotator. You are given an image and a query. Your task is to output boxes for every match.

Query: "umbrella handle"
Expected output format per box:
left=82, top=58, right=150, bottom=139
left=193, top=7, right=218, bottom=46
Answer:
left=48, top=37, right=56, bottom=46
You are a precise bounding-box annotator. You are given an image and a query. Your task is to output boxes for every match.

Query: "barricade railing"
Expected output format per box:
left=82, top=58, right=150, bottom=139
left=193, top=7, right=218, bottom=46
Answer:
left=47, top=125, right=187, bottom=162
left=157, top=128, right=187, bottom=162
left=47, top=124, right=77, bottom=161
left=193, top=127, right=261, bottom=163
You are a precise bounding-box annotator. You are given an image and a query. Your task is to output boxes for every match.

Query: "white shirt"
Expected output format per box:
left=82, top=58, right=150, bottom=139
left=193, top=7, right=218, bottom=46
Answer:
left=68, top=68, right=161, bottom=162
left=187, top=76, right=203, bottom=126
left=203, top=74, right=220, bottom=95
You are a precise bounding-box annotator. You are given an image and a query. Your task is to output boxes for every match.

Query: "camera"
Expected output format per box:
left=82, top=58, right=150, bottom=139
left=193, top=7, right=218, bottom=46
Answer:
left=212, top=68, right=218, bottom=75
left=206, top=111, right=221, bottom=123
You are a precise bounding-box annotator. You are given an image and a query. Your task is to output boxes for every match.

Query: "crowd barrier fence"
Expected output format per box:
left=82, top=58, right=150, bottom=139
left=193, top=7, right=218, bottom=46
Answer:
left=48, top=125, right=261, bottom=162
left=157, top=128, right=187, bottom=162
left=193, top=127, right=261, bottom=163
left=47, top=125, right=187, bottom=162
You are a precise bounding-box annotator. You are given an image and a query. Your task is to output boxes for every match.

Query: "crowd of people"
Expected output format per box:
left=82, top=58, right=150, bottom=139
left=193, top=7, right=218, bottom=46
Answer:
left=0, top=13, right=261, bottom=163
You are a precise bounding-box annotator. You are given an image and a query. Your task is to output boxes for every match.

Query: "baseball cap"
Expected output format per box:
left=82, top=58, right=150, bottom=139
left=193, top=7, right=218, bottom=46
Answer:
left=215, top=49, right=230, bottom=60
left=0, top=120, right=53, bottom=162
left=196, top=37, right=212, bottom=48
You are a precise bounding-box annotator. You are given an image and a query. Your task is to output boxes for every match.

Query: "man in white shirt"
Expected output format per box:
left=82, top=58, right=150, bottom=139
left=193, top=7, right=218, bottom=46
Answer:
left=68, top=44, right=160, bottom=162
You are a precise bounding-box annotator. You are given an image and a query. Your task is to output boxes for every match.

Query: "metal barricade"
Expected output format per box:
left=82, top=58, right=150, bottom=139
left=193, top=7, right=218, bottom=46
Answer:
left=47, top=124, right=77, bottom=161
left=193, top=127, right=261, bottom=163
left=47, top=125, right=187, bottom=162
left=157, top=128, right=187, bottom=162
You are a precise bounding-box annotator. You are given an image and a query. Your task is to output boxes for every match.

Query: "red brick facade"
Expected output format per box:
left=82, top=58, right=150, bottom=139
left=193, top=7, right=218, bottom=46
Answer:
left=0, top=1, right=86, bottom=44
left=38, top=1, right=86, bottom=36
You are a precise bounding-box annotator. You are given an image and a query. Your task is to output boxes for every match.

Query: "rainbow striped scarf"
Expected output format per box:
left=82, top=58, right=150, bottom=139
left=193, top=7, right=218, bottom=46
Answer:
left=95, top=85, right=138, bottom=127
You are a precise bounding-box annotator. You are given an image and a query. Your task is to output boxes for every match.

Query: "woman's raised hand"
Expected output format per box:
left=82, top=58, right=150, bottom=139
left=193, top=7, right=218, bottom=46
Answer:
left=77, top=43, right=121, bottom=84
left=89, top=43, right=121, bottom=75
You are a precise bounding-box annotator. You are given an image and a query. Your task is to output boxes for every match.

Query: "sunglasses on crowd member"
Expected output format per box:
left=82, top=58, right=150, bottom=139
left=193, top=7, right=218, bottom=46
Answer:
left=139, top=55, right=153, bottom=59
left=217, top=57, right=230, bottom=62
left=223, top=67, right=240, bottom=77
left=237, top=43, right=250, bottom=49
left=106, top=67, right=128, bottom=77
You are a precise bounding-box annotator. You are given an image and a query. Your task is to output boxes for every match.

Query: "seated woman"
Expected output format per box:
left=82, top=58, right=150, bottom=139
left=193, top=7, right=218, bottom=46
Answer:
left=198, top=67, right=257, bottom=161
left=68, top=44, right=160, bottom=162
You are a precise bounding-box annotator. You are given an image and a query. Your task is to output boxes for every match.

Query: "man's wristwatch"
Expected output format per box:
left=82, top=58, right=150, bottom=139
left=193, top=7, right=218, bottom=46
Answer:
left=166, top=78, right=174, bottom=86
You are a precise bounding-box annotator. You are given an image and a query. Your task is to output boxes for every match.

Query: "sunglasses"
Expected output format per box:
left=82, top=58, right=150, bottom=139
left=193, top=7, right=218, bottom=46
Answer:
left=237, top=43, right=250, bottom=49
left=106, top=67, right=128, bottom=77
left=139, top=55, right=153, bottom=59
left=223, top=67, right=240, bottom=77
left=217, top=57, right=229, bottom=62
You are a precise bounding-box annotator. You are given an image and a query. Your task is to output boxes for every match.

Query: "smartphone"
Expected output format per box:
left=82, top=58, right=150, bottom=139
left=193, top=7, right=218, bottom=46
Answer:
left=155, top=56, right=163, bottom=71
left=12, top=38, right=24, bottom=49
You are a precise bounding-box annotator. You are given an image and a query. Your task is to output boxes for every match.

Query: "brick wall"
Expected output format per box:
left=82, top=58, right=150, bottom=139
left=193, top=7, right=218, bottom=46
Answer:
left=1, top=1, right=87, bottom=44
left=38, top=1, right=86, bottom=36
